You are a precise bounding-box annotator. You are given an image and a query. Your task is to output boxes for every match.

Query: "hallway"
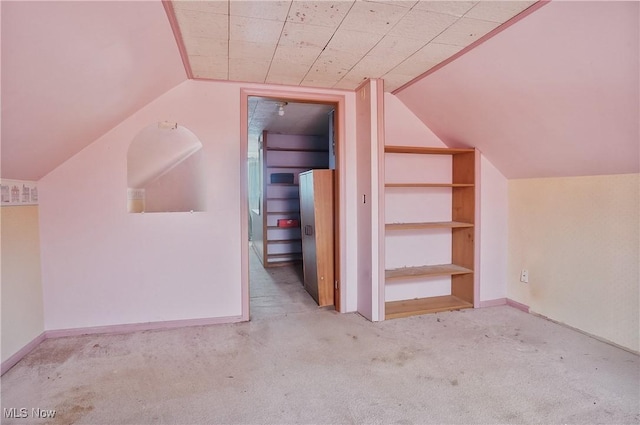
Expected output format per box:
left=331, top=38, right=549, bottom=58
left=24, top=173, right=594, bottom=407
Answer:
left=248, top=246, right=323, bottom=320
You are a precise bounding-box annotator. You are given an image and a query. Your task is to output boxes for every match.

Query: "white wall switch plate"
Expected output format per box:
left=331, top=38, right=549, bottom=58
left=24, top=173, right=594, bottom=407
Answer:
left=520, top=269, right=529, bottom=283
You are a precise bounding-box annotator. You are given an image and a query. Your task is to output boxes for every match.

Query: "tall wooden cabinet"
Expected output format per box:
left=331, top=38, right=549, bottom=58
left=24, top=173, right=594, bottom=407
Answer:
left=299, top=169, right=334, bottom=307
left=383, top=146, right=477, bottom=319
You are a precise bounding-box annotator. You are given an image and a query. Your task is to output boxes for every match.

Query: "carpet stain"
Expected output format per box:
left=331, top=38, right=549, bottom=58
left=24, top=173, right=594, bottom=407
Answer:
left=82, top=342, right=131, bottom=359
left=52, top=386, right=95, bottom=425
left=501, top=412, right=520, bottom=422
left=450, top=379, right=459, bottom=386
left=53, top=404, right=94, bottom=425
left=371, top=348, right=414, bottom=366
left=23, top=344, right=76, bottom=367
left=395, top=349, right=414, bottom=366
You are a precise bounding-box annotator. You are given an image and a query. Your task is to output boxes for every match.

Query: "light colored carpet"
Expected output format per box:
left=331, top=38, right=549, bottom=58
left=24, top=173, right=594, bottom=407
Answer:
left=1, top=254, right=638, bottom=424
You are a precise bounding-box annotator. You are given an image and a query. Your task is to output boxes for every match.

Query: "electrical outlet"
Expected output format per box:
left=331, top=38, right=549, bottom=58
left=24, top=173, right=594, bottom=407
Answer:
left=520, top=269, right=529, bottom=283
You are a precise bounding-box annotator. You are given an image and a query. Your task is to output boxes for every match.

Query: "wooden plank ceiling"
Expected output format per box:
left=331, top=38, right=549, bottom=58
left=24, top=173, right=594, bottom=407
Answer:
left=169, top=0, right=537, bottom=91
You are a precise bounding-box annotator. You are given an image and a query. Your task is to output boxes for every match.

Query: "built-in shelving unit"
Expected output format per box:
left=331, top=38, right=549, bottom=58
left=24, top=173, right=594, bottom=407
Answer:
left=383, top=145, right=476, bottom=319
left=253, top=132, right=329, bottom=267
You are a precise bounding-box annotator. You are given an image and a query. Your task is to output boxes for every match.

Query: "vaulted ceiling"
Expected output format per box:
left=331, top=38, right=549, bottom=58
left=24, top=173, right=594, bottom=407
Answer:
left=1, top=1, right=638, bottom=182
left=1, top=1, right=185, bottom=180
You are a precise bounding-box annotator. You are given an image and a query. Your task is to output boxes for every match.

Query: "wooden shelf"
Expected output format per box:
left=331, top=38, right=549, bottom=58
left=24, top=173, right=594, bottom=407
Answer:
left=386, top=264, right=473, bottom=281
left=267, top=225, right=301, bottom=229
left=267, top=147, right=329, bottom=153
left=385, top=146, right=474, bottom=155
left=386, top=183, right=474, bottom=188
left=385, top=295, right=473, bottom=319
left=267, top=211, right=300, bottom=215
left=267, top=253, right=302, bottom=258
left=386, top=221, right=473, bottom=231
left=267, top=238, right=301, bottom=244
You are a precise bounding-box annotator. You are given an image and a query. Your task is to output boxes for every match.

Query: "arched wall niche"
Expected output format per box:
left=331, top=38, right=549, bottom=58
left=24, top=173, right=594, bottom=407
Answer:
left=127, top=122, right=206, bottom=213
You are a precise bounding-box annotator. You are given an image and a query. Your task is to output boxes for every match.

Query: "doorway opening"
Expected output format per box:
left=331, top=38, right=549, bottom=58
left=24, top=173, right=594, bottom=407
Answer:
left=240, top=89, right=344, bottom=321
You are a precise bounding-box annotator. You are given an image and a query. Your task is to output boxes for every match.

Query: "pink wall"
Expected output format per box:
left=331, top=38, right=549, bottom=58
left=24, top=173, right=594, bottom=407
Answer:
left=39, top=81, right=242, bottom=329
left=39, top=80, right=357, bottom=330
left=396, top=1, right=639, bottom=179
left=36, top=78, right=507, bottom=331
left=479, top=155, right=508, bottom=302
left=384, top=94, right=447, bottom=149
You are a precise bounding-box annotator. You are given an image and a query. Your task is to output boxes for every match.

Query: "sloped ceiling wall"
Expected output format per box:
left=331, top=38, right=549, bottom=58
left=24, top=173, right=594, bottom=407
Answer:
left=3, top=1, right=637, bottom=182
left=1, top=1, right=186, bottom=180
left=396, top=1, right=639, bottom=179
